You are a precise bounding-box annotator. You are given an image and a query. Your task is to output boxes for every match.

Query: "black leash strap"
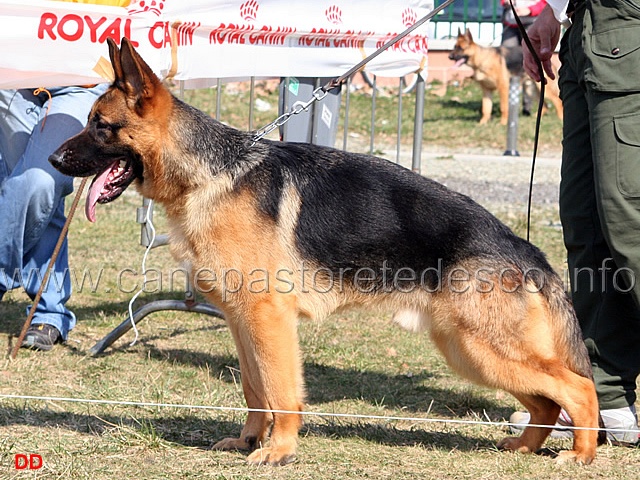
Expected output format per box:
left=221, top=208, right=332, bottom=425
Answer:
left=509, top=0, right=546, bottom=242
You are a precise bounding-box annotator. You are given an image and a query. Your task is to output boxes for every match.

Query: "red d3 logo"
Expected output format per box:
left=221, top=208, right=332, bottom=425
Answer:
left=14, top=453, right=43, bottom=470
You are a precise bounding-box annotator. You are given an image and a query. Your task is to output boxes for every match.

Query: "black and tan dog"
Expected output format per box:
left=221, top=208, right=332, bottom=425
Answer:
left=50, top=38, right=599, bottom=466
left=449, top=29, right=563, bottom=124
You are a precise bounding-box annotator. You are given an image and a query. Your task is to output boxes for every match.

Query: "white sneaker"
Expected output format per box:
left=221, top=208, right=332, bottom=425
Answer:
left=509, top=405, right=639, bottom=443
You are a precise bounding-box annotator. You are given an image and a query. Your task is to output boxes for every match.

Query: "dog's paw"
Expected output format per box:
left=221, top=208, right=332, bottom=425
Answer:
left=246, top=446, right=297, bottom=466
left=212, top=436, right=254, bottom=452
left=555, top=449, right=595, bottom=465
left=496, top=436, right=534, bottom=453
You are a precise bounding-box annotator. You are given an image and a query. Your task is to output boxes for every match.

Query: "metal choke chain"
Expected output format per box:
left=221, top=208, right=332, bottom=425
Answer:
left=252, top=86, right=329, bottom=144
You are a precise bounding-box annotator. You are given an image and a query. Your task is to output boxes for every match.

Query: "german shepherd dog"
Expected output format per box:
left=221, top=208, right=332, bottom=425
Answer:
left=449, top=29, right=563, bottom=125
left=50, top=38, right=600, bottom=466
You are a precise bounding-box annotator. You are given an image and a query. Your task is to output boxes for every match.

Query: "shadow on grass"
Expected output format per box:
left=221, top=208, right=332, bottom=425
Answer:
left=0, top=299, right=26, bottom=337
left=0, top=403, right=500, bottom=453
left=423, top=99, right=483, bottom=123
left=104, top=342, right=512, bottom=422
left=1, top=338, right=513, bottom=453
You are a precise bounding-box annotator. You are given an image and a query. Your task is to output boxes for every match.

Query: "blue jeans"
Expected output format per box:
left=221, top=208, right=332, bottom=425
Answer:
left=0, top=85, right=107, bottom=339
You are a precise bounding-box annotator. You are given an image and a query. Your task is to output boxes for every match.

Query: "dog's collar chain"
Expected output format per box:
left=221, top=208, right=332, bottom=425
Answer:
left=251, top=86, right=329, bottom=146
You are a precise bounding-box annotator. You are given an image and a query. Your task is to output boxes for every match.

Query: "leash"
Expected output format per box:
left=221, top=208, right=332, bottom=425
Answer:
left=252, top=0, right=456, bottom=144
left=9, top=2, right=453, bottom=356
left=508, top=0, right=546, bottom=242
left=9, top=178, right=89, bottom=360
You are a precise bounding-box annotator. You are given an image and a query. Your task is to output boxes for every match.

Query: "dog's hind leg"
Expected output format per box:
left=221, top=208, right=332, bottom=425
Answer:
left=553, top=375, right=600, bottom=464
left=491, top=287, right=599, bottom=463
left=498, top=393, right=560, bottom=454
left=430, top=284, right=599, bottom=464
left=497, top=368, right=599, bottom=464
left=212, top=294, right=304, bottom=466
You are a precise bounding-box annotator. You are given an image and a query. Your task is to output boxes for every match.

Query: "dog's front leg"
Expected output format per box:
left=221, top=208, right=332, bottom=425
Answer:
left=480, top=92, right=493, bottom=125
left=497, top=79, right=509, bottom=125
left=211, top=324, right=274, bottom=453
left=212, top=294, right=304, bottom=466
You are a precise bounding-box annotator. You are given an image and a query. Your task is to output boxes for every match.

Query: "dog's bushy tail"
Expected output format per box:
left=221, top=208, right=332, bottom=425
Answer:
left=539, top=272, right=593, bottom=380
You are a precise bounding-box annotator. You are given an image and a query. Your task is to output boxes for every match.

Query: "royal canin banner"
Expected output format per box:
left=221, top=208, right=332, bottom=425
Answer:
left=0, top=0, right=433, bottom=89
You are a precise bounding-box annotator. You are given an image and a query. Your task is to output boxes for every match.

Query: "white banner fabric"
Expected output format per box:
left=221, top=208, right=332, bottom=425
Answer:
left=0, top=0, right=433, bottom=88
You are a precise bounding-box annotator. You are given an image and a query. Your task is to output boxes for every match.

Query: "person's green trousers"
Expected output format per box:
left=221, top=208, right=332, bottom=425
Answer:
left=559, top=0, right=640, bottom=409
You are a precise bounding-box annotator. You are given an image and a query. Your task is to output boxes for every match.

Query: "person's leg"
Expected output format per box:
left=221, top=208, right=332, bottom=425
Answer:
left=509, top=5, right=638, bottom=441
left=0, top=85, right=106, bottom=342
left=0, top=89, right=44, bottom=288
left=559, top=9, right=640, bottom=422
left=583, top=88, right=640, bottom=410
left=20, top=198, right=75, bottom=340
left=501, top=26, right=532, bottom=114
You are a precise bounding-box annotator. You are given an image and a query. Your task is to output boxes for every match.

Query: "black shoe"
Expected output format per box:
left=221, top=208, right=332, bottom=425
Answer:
left=21, top=324, right=62, bottom=351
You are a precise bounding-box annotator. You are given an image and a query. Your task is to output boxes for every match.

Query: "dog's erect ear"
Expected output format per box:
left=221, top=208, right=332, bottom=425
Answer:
left=109, top=37, right=160, bottom=104
left=464, top=28, right=473, bottom=41
left=107, top=37, right=124, bottom=84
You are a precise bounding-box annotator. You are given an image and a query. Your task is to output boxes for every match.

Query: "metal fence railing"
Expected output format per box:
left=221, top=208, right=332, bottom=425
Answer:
left=430, top=0, right=503, bottom=42
left=432, top=0, right=501, bottom=23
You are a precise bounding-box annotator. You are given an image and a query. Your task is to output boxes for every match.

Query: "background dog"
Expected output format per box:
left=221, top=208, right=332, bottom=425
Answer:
left=449, top=29, right=563, bottom=124
left=50, top=38, right=599, bottom=466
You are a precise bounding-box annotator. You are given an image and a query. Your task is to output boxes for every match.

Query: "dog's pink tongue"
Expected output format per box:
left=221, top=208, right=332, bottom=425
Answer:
left=452, top=58, right=466, bottom=69
left=85, top=164, right=115, bottom=223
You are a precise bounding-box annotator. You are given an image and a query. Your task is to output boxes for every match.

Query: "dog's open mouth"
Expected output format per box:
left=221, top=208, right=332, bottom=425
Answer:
left=86, top=159, right=136, bottom=222
left=451, top=57, right=468, bottom=68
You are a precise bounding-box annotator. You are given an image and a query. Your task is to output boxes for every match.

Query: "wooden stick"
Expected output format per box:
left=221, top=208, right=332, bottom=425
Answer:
left=10, top=177, right=89, bottom=359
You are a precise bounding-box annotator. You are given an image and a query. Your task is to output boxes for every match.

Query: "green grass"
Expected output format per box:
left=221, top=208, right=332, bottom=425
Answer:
left=0, top=81, right=638, bottom=479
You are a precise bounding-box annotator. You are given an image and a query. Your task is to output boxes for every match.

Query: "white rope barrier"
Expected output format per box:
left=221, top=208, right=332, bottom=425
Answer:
left=0, top=393, right=623, bottom=435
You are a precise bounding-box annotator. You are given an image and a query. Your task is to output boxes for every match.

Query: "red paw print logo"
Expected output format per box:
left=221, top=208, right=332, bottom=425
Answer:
left=325, top=5, right=342, bottom=25
left=127, top=0, right=165, bottom=16
left=240, top=0, right=259, bottom=22
left=401, top=8, right=417, bottom=27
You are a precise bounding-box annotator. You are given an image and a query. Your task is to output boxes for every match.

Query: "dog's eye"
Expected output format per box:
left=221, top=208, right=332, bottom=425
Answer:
left=91, top=113, right=113, bottom=132
left=96, top=120, right=111, bottom=131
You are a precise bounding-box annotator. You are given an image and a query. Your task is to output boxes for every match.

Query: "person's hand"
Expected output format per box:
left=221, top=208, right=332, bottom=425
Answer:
left=522, top=5, right=561, bottom=81
left=516, top=6, right=532, bottom=16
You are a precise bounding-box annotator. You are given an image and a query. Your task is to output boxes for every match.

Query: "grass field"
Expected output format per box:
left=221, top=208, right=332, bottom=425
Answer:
left=1, top=80, right=638, bottom=479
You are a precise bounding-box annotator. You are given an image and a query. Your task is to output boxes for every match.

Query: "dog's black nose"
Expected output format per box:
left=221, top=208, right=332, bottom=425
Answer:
left=48, top=152, right=63, bottom=169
